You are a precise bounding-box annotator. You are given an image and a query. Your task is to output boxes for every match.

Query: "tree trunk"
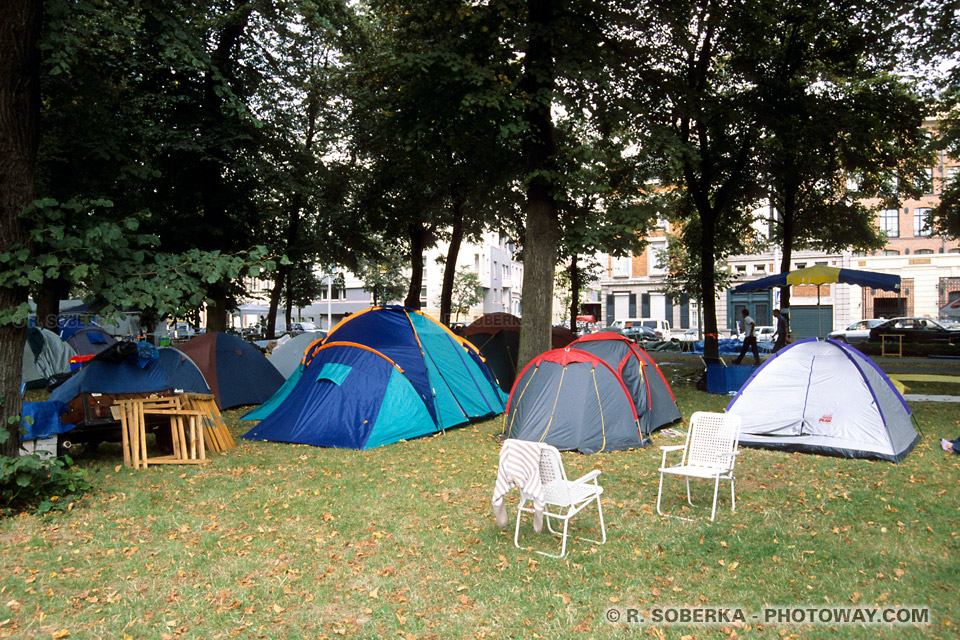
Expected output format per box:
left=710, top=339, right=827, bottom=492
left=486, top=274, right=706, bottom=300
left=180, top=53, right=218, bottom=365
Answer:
left=517, top=0, right=559, bottom=370
left=777, top=181, right=798, bottom=311
left=265, top=263, right=288, bottom=339
left=206, top=290, right=229, bottom=332
left=404, top=223, right=428, bottom=310
left=568, top=253, right=580, bottom=333
left=35, top=276, right=70, bottom=331
left=439, top=199, right=465, bottom=325
left=699, top=211, right=720, bottom=359
left=0, top=0, right=42, bottom=456
left=284, top=270, right=294, bottom=329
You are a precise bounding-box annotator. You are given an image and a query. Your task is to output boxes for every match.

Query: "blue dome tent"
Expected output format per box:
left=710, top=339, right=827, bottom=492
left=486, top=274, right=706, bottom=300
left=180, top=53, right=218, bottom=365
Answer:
left=243, top=306, right=506, bottom=449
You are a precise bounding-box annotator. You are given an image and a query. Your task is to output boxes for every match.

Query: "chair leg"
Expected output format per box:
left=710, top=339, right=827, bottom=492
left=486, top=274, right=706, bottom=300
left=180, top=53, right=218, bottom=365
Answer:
left=657, top=472, right=693, bottom=522
left=535, top=516, right=571, bottom=558
left=577, top=495, right=607, bottom=546
left=514, top=498, right=527, bottom=551
left=710, top=476, right=721, bottom=521
left=730, top=477, right=736, bottom=513
left=686, top=477, right=695, bottom=507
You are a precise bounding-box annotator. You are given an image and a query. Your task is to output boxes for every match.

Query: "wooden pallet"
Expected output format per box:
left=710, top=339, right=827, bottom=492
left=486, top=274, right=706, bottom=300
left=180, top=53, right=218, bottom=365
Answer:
left=181, top=393, right=235, bottom=452
left=114, top=397, right=209, bottom=469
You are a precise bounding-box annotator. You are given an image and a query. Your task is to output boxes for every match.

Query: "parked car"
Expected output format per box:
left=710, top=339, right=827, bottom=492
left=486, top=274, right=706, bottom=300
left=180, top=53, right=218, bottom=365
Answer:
left=828, top=319, right=884, bottom=344
left=621, top=322, right=659, bottom=342
left=868, top=317, right=960, bottom=344
left=289, top=321, right=320, bottom=335
left=755, top=326, right=776, bottom=342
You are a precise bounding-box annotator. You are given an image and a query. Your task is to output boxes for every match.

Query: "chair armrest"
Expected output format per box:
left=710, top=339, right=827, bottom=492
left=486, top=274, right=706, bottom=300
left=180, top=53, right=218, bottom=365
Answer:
left=570, top=469, right=602, bottom=486
left=717, top=450, right=740, bottom=458
left=659, top=445, right=686, bottom=452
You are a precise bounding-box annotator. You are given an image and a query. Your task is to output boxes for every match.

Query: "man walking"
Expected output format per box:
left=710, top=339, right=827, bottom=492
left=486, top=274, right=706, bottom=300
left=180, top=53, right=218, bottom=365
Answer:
left=733, top=308, right=760, bottom=365
left=772, top=309, right=788, bottom=353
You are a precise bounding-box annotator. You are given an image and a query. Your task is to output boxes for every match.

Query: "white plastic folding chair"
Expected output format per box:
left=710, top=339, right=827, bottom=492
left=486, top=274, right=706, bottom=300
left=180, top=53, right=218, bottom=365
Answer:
left=514, top=444, right=606, bottom=558
left=656, top=411, right=742, bottom=522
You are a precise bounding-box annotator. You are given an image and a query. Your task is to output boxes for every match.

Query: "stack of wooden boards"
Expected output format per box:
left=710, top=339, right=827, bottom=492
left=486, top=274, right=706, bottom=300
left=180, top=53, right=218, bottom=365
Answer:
left=112, top=392, right=235, bottom=469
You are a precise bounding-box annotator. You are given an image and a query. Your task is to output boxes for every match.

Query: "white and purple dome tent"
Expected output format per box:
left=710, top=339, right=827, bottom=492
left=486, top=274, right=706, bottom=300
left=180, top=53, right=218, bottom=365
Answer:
left=725, top=338, right=918, bottom=462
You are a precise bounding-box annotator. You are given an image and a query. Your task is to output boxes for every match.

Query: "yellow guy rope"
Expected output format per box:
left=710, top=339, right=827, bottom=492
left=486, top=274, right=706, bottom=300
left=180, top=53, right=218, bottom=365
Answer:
left=592, top=367, right=606, bottom=453
left=538, top=366, right=566, bottom=443
left=505, top=365, right=538, bottom=438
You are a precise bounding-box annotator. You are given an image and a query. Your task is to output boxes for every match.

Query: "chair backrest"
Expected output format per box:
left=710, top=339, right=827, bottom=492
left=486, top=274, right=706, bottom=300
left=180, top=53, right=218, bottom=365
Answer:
left=683, top=411, right=742, bottom=471
left=538, top=444, right=572, bottom=506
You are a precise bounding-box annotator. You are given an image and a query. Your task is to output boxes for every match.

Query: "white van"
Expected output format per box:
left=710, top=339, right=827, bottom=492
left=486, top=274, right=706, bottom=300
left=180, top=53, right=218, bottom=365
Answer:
left=610, top=318, right=671, bottom=340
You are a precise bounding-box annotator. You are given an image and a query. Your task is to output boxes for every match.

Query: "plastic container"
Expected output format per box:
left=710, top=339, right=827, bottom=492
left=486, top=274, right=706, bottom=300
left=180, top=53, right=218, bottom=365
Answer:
left=68, top=354, right=97, bottom=371
left=705, top=364, right=756, bottom=395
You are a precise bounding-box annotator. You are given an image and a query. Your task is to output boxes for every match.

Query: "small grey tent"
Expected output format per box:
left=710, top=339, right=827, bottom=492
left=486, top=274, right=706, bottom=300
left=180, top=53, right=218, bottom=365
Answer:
left=570, top=332, right=681, bottom=435
left=726, top=338, right=918, bottom=462
left=269, top=331, right=325, bottom=379
left=503, top=347, right=646, bottom=454
left=22, top=327, right=76, bottom=389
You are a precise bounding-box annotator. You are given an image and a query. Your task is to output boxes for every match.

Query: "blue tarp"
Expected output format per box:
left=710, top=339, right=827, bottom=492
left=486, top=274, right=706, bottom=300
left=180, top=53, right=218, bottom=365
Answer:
left=691, top=339, right=775, bottom=355
left=21, top=401, right=72, bottom=440
left=50, top=347, right=210, bottom=404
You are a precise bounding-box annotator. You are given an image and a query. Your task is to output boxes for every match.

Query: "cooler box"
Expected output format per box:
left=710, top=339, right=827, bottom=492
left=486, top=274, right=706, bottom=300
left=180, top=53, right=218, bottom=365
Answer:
left=706, top=364, right=756, bottom=394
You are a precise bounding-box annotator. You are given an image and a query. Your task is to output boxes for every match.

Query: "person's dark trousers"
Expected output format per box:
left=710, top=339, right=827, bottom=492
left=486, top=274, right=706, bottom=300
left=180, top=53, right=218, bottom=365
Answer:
left=734, top=336, right=760, bottom=365
left=773, top=336, right=786, bottom=352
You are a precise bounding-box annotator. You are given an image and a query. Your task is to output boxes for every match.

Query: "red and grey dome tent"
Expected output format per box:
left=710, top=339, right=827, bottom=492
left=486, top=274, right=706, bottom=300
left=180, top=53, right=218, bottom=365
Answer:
left=502, top=347, right=647, bottom=454
left=178, top=332, right=284, bottom=409
left=570, top=332, right=681, bottom=435
left=465, top=312, right=577, bottom=392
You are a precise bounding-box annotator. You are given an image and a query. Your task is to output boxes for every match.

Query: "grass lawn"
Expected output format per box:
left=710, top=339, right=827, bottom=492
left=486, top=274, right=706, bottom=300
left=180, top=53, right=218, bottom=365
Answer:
left=1, top=355, right=957, bottom=639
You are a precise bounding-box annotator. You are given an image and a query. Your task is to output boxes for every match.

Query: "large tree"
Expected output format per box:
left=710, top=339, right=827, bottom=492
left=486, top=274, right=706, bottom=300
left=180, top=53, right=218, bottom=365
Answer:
left=0, top=0, right=42, bottom=455
left=345, top=0, right=520, bottom=318
left=753, top=0, right=930, bottom=308
left=637, top=0, right=767, bottom=359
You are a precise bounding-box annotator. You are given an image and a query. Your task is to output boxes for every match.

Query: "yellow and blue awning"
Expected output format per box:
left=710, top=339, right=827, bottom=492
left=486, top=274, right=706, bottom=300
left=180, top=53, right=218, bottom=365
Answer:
left=734, top=265, right=901, bottom=293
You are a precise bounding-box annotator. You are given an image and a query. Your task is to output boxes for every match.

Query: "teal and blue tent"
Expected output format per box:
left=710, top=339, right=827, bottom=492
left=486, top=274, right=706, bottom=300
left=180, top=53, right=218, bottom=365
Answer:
left=242, top=306, right=507, bottom=449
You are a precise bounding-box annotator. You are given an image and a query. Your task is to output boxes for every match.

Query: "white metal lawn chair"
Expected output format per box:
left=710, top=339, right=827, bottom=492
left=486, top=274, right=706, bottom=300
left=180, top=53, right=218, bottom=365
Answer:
left=514, top=444, right=606, bottom=558
left=656, top=411, right=742, bottom=522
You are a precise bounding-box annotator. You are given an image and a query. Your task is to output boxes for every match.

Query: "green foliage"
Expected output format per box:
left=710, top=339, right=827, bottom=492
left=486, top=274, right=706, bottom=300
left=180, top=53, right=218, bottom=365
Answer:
left=0, top=453, right=90, bottom=516
left=451, top=269, right=484, bottom=321
left=0, top=198, right=275, bottom=326
left=357, top=244, right=409, bottom=307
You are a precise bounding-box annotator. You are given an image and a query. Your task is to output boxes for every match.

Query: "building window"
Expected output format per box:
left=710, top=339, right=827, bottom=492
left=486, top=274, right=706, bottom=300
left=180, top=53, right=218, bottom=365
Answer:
left=735, top=265, right=747, bottom=274
left=815, top=261, right=829, bottom=266
left=613, top=256, right=631, bottom=277
left=882, top=250, right=900, bottom=256
left=754, top=264, right=766, bottom=274
left=880, top=209, right=899, bottom=237
left=920, top=167, right=935, bottom=194
left=914, top=207, right=932, bottom=237
left=648, top=241, right=667, bottom=276
left=420, top=286, right=427, bottom=300
left=949, top=248, right=960, bottom=254
left=794, top=262, right=806, bottom=269
left=474, top=254, right=480, bottom=272
left=319, top=287, right=343, bottom=301
left=914, top=249, right=933, bottom=255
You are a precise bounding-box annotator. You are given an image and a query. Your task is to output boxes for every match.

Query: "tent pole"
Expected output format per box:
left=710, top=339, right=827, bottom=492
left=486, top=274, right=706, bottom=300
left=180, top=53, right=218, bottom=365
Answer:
left=817, top=285, right=822, bottom=337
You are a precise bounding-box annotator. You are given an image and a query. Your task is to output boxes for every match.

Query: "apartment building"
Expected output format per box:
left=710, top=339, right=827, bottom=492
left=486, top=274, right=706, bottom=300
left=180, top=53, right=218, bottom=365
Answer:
left=598, top=138, right=960, bottom=338
left=235, top=231, right=523, bottom=331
